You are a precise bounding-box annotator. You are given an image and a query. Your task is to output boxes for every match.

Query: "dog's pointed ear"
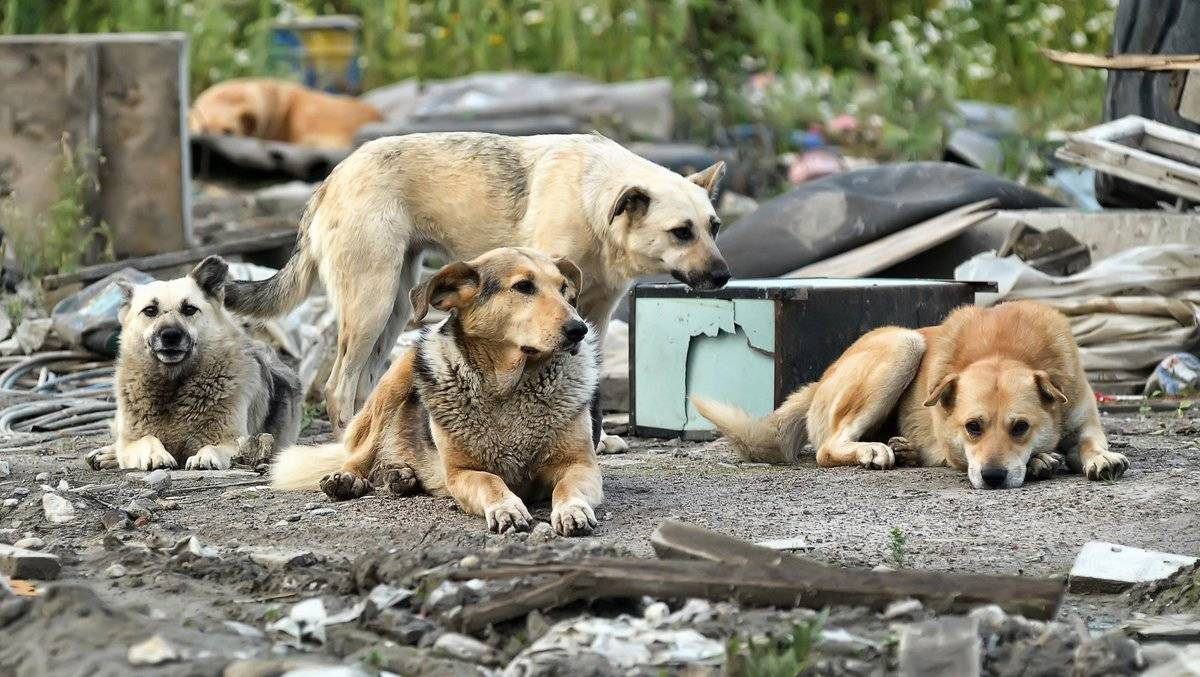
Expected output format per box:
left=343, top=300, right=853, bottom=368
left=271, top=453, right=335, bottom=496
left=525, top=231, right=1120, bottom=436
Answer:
left=608, top=186, right=651, bottom=225
left=190, top=256, right=229, bottom=302
left=115, top=278, right=135, bottom=324
left=687, top=161, right=726, bottom=199
left=923, top=373, right=958, bottom=409
left=1034, top=370, right=1069, bottom=405
left=553, top=257, right=584, bottom=302
left=238, top=110, right=257, bottom=136
left=410, top=261, right=480, bottom=321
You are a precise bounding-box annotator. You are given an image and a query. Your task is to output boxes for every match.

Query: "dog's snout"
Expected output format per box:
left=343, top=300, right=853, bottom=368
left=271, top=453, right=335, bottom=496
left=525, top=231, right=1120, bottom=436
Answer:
left=158, top=327, right=185, bottom=347
left=562, top=319, right=588, bottom=343
left=707, top=261, right=731, bottom=289
left=980, top=466, right=1008, bottom=489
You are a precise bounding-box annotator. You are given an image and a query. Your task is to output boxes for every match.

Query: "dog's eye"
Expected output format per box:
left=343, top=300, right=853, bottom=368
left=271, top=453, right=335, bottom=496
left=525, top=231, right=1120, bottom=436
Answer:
left=1010, top=420, right=1030, bottom=437
left=670, top=226, right=694, bottom=242
left=180, top=304, right=199, bottom=317
left=142, top=306, right=158, bottom=318
left=512, top=279, right=536, bottom=295
left=965, top=420, right=983, bottom=438
left=709, top=217, right=721, bottom=238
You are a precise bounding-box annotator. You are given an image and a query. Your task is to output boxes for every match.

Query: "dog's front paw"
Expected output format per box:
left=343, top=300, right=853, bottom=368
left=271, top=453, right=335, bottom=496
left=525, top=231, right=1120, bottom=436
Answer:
left=887, top=436, right=920, bottom=467
left=185, top=445, right=233, bottom=470
left=1084, top=451, right=1129, bottom=481
left=119, top=438, right=177, bottom=471
left=485, top=496, right=532, bottom=534
left=85, top=445, right=118, bottom=470
left=1026, top=451, right=1065, bottom=481
left=597, top=433, right=628, bottom=455
left=320, top=471, right=372, bottom=501
left=856, top=442, right=895, bottom=470
left=380, top=463, right=418, bottom=496
left=551, top=499, right=596, bottom=537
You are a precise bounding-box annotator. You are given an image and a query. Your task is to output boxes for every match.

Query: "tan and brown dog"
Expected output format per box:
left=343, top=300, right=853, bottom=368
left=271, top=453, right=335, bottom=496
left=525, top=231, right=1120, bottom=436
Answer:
left=269, top=248, right=602, bottom=535
left=188, top=78, right=382, bottom=148
left=693, top=301, right=1129, bottom=489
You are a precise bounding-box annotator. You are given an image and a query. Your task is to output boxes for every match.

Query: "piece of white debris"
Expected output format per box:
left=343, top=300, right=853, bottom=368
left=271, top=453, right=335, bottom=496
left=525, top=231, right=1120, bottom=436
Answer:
left=13, top=537, right=43, bottom=550
left=434, top=632, right=499, bottom=665
left=267, top=597, right=328, bottom=647
left=127, top=634, right=180, bottom=666
left=883, top=598, right=924, bottom=620
left=1069, top=541, right=1198, bottom=594
left=105, top=563, right=128, bottom=578
left=41, top=493, right=75, bottom=523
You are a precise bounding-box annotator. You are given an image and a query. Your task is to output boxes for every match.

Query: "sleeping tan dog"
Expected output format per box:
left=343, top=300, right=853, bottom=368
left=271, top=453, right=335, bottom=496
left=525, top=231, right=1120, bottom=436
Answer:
left=188, top=78, right=382, bottom=148
left=270, top=248, right=602, bottom=536
left=693, top=301, right=1129, bottom=489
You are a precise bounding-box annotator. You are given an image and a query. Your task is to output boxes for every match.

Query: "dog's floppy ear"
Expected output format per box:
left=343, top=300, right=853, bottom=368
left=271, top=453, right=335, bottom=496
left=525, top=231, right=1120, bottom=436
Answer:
left=923, top=373, right=958, bottom=409
left=553, top=257, right=584, bottom=302
left=238, top=110, right=257, bottom=136
left=115, top=278, right=135, bottom=325
left=1034, top=370, right=1068, bottom=405
left=410, top=261, right=480, bottom=321
left=687, top=161, right=726, bottom=199
left=608, top=186, right=650, bottom=225
left=190, top=255, right=229, bottom=301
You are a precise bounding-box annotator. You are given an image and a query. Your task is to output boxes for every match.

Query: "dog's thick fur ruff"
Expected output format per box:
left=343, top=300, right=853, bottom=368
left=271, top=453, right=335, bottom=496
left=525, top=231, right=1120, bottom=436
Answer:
left=694, top=301, right=1129, bottom=489
left=222, top=132, right=728, bottom=438
left=271, top=248, right=604, bottom=536
left=188, top=78, right=382, bottom=148
left=87, top=257, right=302, bottom=471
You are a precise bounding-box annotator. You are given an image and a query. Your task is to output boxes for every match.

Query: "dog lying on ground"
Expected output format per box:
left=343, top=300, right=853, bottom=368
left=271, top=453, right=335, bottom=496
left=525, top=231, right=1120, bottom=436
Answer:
left=222, top=132, right=730, bottom=453
left=270, top=248, right=602, bottom=536
left=693, top=301, right=1129, bottom=489
left=188, top=78, right=383, bottom=148
left=86, top=257, right=302, bottom=471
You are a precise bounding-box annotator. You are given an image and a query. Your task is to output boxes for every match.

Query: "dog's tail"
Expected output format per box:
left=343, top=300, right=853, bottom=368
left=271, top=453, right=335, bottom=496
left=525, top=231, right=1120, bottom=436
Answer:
left=692, top=384, right=815, bottom=464
left=224, top=184, right=325, bottom=318
left=270, top=442, right=348, bottom=490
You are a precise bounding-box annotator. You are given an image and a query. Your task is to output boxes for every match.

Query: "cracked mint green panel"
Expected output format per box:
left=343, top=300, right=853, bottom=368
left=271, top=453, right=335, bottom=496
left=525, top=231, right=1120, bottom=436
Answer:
left=634, top=298, right=774, bottom=433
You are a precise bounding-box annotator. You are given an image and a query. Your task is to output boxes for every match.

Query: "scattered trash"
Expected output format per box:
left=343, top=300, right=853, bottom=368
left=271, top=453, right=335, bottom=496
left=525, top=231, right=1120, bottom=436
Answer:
left=142, top=469, right=172, bottom=494
left=105, top=563, right=127, bottom=578
left=41, top=493, right=76, bottom=523
left=127, top=634, right=180, bottom=666
left=51, top=269, right=155, bottom=357
left=0, top=543, right=61, bottom=579
left=171, top=536, right=219, bottom=561
left=1124, top=614, right=1200, bottom=642
left=995, top=222, right=1091, bottom=277
left=433, top=632, right=499, bottom=665
left=1145, top=353, right=1200, bottom=396
left=268, top=597, right=329, bottom=647
left=509, top=614, right=724, bottom=671
left=897, top=615, right=980, bottom=677
left=12, top=537, right=43, bottom=551
left=1069, top=541, right=1197, bottom=594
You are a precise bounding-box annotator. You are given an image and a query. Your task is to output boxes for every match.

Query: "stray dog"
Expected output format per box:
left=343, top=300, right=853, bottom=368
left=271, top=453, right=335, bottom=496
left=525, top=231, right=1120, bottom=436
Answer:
left=223, top=132, right=729, bottom=448
left=270, top=248, right=602, bottom=536
left=86, top=257, right=302, bottom=471
left=188, top=78, right=383, bottom=148
left=693, top=301, right=1129, bottom=489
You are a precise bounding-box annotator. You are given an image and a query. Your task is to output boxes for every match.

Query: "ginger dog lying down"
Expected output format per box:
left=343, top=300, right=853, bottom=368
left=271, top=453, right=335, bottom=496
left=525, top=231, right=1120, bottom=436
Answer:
left=694, top=301, right=1129, bottom=489
left=270, top=248, right=603, bottom=535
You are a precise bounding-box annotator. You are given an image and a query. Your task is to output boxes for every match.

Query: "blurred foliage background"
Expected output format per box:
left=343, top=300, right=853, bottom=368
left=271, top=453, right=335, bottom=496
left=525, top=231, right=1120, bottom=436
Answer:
left=0, top=0, right=1115, bottom=163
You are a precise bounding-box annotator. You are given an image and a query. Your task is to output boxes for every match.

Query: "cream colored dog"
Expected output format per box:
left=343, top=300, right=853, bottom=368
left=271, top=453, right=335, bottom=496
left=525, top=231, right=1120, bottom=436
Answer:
left=223, top=132, right=729, bottom=449
left=694, top=301, right=1129, bottom=489
left=189, top=78, right=382, bottom=148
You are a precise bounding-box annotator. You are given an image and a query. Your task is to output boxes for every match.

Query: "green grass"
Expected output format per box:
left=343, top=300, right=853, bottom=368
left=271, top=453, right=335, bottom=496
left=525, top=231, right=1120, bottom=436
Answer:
left=0, top=1, right=1115, bottom=168
left=888, top=527, right=908, bottom=568
left=726, top=611, right=827, bottom=677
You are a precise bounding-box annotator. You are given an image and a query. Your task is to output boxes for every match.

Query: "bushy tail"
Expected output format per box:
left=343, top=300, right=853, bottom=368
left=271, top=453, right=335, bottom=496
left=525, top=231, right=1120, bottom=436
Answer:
left=270, top=443, right=349, bottom=490
left=224, top=185, right=324, bottom=318
left=692, top=384, right=815, bottom=464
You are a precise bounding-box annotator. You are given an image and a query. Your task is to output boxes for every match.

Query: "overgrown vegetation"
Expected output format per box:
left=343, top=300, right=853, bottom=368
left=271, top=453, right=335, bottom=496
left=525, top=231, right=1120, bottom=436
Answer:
left=0, top=1, right=1115, bottom=163
left=0, top=134, right=113, bottom=280
left=725, top=611, right=827, bottom=677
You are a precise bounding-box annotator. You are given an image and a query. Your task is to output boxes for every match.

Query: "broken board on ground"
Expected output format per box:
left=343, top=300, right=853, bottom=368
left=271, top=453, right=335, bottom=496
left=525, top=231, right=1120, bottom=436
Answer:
left=1056, top=115, right=1200, bottom=204
left=628, top=278, right=989, bottom=439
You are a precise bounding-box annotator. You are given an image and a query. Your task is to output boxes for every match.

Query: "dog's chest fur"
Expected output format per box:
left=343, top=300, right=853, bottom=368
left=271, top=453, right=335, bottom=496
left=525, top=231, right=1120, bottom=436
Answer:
left=117, top=349, right=253, bottom=459
left=414, top=322, right=598, bottom=488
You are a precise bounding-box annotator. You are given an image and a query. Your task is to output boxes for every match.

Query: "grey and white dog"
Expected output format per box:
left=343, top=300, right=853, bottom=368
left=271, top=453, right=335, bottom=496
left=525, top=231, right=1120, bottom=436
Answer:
left=86, top=256, right=301, bottom=471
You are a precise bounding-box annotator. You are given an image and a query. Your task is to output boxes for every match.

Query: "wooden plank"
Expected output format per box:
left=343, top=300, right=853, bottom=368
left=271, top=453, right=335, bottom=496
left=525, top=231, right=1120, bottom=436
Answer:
left=1056, top=115, right=1200, bottom=203
left=1042, top=48, right=1200, bottom=71
left=649, top=520, right=825, bottom=572
left=785, top=199, right=998, bottom=279
left=41, top=229, right=296, bottom=290
left=453, top=556, right=1064, bottom=632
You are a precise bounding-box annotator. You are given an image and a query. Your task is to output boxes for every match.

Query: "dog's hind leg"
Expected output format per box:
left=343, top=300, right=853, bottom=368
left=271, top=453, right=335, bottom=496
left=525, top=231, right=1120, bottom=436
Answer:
left=352, top=249, right=421, bottom=412
left=813, top=329, right=925, bottom=470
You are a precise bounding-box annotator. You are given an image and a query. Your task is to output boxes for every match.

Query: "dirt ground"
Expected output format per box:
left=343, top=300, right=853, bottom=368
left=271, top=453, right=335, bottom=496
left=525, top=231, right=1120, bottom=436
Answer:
left=1, top=409, right=1198, bottom=674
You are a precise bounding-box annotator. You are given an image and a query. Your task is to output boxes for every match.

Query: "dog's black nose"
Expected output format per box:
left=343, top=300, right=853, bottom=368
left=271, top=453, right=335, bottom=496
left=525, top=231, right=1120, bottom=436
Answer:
left=562, top=320, right=588, bottom=343
left=707, top=264, right=731, bottom=289
left=159, top=327, right=184, bottom=347
left=981, top=466, right=1008, bottom=489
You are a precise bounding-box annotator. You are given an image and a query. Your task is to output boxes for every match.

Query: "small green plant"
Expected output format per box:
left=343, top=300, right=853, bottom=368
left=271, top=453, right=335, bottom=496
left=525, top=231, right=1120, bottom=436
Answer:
left=1177, top=400, right=1193, bottom=419
left=300, top=403, right=324, bottom=434
left=262, top=607, right=283, bottom=623
left=362, top=649, right=385, bottom=668
left=2, top=134, right=113, bottom=282
left=2, top=297, right=25, bottom=326
left=888, top=527, right=908, bottom=568
left=726, top=611, right=827, bottom=677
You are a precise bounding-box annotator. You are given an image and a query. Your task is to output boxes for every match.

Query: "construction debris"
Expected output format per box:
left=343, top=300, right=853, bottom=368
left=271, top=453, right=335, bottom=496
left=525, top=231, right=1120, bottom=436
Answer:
left=0, top=543, right=61, bottom=580
left=1069, top=541, right=1197, bottom=594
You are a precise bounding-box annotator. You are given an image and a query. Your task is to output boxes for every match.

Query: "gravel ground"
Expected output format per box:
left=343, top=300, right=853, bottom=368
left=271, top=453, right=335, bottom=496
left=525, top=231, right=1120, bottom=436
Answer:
left=0, top=409, right=1197, bottom=674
